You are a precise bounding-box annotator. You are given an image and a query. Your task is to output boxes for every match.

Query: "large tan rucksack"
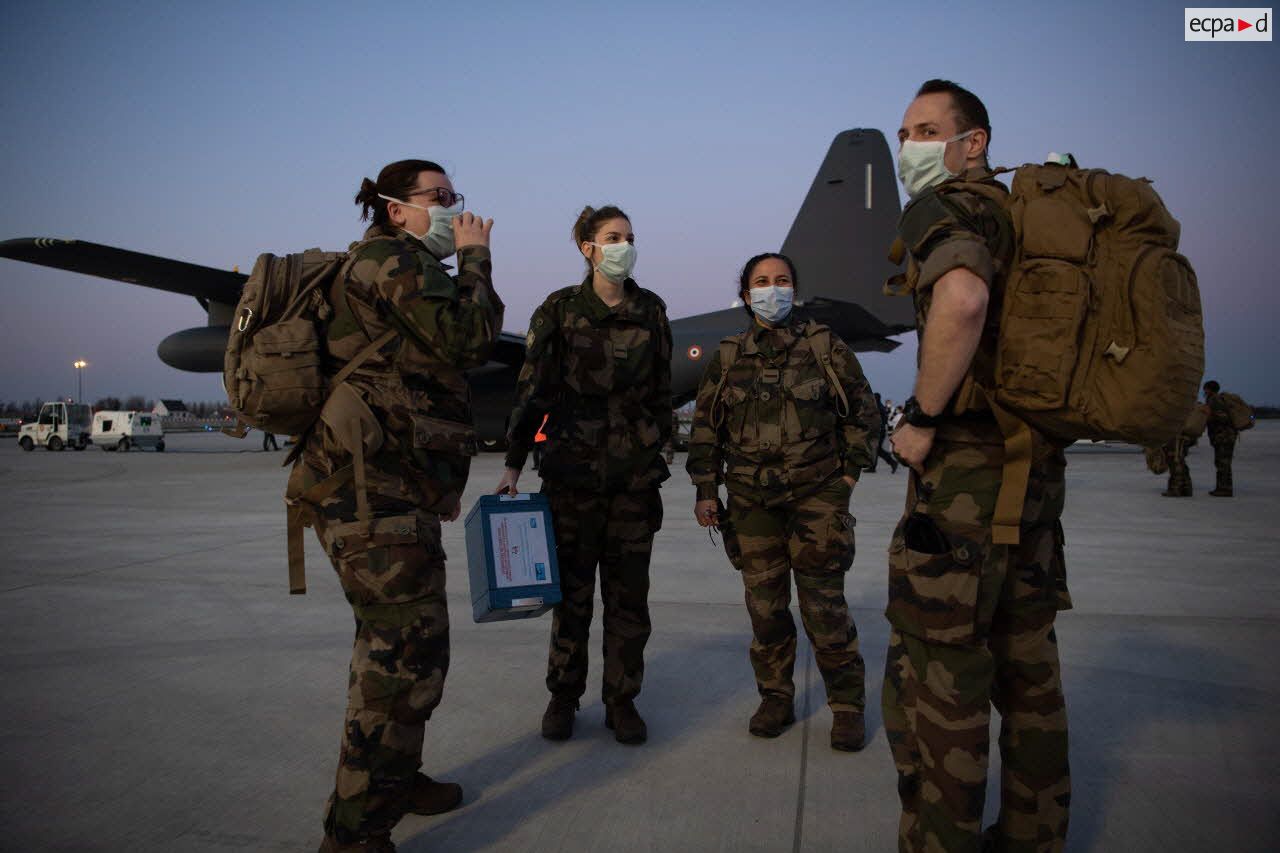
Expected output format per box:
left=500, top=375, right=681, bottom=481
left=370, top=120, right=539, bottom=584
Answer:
left=1181, top=405, right=1208, bottom=439
left=923, top=163, right=1205, bottom=545
left=941, top=164, right=1205, bottom=445
left=947, top=163, right=1203, bottom=445
left=1219, top=392, right=1255, bottom=431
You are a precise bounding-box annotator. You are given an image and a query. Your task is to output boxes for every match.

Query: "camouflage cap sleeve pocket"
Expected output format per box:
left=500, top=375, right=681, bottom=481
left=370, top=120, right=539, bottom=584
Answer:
left=886, top=520, right=987, bottom=645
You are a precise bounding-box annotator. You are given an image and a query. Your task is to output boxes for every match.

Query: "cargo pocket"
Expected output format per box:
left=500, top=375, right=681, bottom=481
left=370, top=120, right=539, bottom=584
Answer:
left=785, top=377, right=835, bottom=441
left=322, top=514, right=437, bottom=607
left=886, top=514, right=984, bottom=645
left=410, top=414, right=478, bottom=511
left=829, top=509, right=855, bottom=572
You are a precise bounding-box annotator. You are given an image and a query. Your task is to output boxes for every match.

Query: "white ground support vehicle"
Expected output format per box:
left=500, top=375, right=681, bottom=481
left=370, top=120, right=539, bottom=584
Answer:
left=91, top=410, right=165, bottom=452
left=17, top=402, right=92, bottom=451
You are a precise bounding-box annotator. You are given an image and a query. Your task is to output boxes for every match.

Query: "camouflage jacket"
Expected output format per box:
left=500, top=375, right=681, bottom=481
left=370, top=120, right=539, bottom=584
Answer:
left=505, top=277, right=673, bottom=493
left=896, top=167, right=1015, bottom=416
left=686, top=317, right=880, bottom=507
left=312, top=224, right=504, bottom=508
left=1205, top=392, right=1237, bottom=442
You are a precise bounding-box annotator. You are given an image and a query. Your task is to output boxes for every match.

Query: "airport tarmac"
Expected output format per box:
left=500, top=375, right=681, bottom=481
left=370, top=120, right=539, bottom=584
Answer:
left=2, top=426, right=1278, bottom=852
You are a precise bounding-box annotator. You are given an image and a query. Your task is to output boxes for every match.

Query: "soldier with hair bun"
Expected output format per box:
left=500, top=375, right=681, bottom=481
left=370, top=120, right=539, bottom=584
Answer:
left=295, top=159, right=503, bottom=853
left=496, top=204, right=672, bottom=746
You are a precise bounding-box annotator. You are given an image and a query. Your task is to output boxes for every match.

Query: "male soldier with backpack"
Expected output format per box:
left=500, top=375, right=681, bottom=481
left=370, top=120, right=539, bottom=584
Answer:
left=884, top=80, right=1072, bottom=852
left=1204, top=380, right=1249, bottom=496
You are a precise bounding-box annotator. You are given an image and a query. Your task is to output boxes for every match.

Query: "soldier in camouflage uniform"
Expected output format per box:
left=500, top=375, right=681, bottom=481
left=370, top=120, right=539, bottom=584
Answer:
left=496, top=205, right=671, bottom=745
left=687, top=252, right=879, bottom=751
left=885, top=81, right=1072, bottom=852
left=290, top=160, right=503, bottom=853
left=1203, top=380, right=1237, bottom=496
left=1161, top=435, right=1194, bottom=496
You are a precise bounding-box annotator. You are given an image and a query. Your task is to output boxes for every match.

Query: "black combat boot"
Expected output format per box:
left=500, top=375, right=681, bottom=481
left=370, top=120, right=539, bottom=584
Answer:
left=605, top=699, right=648, bottom=744
left=541, top=694, right=578, bottom=741
left=748, top=696, right=795, bottom=738
left=403, top=773, right=462, bottom=816
left=830, top=710, right=866, bottom=751
left=1209, top=488, right=1233, bottom=496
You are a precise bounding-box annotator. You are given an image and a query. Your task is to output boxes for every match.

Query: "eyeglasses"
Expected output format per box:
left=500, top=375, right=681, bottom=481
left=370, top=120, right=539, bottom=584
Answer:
left=407, top=187, right=464, bottom=209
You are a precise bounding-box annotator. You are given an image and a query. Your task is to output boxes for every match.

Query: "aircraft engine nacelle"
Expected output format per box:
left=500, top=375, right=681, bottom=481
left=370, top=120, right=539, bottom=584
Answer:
left=157, top=325, right=230, bottom=373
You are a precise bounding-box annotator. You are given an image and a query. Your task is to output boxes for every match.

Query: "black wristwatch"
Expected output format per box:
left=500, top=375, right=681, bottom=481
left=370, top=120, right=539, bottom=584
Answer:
left=901, top=396, right=941, bottom=428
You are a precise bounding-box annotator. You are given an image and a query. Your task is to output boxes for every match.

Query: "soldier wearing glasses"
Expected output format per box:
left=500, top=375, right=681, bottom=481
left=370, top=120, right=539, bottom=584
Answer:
left=300, top=159, right=503, bottom=853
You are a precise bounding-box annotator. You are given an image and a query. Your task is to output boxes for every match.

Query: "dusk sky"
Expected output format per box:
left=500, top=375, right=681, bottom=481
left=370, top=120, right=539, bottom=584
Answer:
left=2, top=0, right=1277, bottom=406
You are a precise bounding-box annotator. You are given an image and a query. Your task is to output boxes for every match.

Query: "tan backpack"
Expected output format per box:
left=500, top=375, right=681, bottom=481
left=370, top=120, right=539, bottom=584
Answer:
left=940, top=164, right=1205, bottom=446
left=1181, top=405, right=1208, bottom=439
left=1219, top=392, right=1255, bottom=431
left=225, top=248, right=399, bottom=594
left=224, top=249, right=393, bottom=437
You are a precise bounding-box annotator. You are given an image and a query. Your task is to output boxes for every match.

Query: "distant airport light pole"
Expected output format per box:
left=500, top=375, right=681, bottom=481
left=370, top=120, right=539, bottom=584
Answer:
left=73, top=360, right=87, bottom=403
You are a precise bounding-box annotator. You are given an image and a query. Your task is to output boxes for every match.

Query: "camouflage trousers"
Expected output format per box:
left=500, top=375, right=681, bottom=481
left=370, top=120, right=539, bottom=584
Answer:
left=883, top=423, right=1071, bottom=852
left=1211, top=433, right=1235, bottom=491
left=299, top=454, right=452, bottom=846
left=723, top=476, right=865, bottom=711
left=543, top=486, right=662, bottom=704
left=1164, top=437, right=1193, bottom=496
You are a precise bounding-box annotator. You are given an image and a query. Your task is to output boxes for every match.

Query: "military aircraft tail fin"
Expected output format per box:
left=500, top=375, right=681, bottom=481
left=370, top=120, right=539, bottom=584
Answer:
left=780, top=129, right=914, bottom=333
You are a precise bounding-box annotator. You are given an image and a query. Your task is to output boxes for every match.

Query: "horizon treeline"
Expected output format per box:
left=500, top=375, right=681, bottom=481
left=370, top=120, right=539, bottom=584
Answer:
left=0, top=399, right=232, bottom=418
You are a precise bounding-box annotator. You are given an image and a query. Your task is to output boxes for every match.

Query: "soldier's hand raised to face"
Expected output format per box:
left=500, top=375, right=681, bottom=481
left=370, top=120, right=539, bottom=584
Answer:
left=453, top=211, right=493, bottom=249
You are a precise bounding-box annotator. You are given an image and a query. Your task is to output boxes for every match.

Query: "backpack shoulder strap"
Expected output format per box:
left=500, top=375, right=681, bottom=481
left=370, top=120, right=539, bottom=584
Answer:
left=803, top=322, right=850, bottom=418
left=708, top=337, right=742, bottom=430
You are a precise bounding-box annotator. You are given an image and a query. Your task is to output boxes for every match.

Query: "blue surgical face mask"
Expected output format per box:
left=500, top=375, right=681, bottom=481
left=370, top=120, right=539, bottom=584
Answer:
left=590, top=241, right=637, bottom=284
left=897, top=129, right=976, bottom=199
left=750, top=285, right=793, bottom=325
left=378, top=193, right=463, bottom=259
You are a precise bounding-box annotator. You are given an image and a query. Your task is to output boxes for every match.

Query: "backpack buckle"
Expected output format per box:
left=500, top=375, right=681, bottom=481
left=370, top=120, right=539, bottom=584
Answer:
left=237, top=308, right=254, bottom=332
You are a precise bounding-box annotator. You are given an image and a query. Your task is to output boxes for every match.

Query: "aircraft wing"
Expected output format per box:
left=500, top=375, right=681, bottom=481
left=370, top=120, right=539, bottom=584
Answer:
left=0, top=237, right=247, bottom=304
left=798, top=297, right=902, bottom=353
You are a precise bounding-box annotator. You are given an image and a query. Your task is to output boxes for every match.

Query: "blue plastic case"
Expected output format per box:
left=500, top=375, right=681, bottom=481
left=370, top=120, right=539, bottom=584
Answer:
left=463, top=493, right=562, bottom=623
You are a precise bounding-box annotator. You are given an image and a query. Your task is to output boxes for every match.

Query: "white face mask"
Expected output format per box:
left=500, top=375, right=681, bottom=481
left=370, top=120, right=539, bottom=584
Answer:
left=378, top=193, right=462, bottom=258
left=897, top=129, right=976, bottom=199
left=590, top=241, right=637, bottom=284
left=750, top=285, right=793, bottom=325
